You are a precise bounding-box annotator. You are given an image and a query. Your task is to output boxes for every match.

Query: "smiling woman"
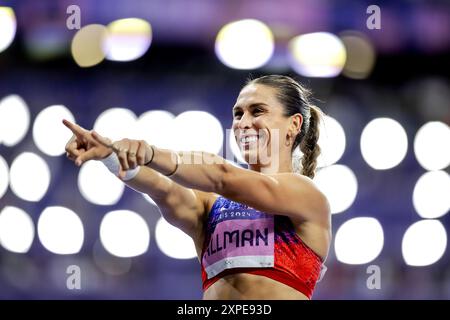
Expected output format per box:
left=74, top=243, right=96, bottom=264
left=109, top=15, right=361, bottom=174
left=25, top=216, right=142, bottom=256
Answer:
left=63, top=74, right=331, bottom=300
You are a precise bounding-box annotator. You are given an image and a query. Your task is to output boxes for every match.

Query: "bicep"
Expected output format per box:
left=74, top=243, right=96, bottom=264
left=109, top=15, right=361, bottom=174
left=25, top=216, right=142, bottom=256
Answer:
left=219, top=164, right=330, bottom=224
left=127, top=166, right=209, bottom=239
left=157, top=184, right=209, bottom=239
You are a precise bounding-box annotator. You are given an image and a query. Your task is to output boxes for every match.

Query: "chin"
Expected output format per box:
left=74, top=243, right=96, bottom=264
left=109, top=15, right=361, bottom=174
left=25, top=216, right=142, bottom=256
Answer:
left=241, top=149, right=263, bottom=165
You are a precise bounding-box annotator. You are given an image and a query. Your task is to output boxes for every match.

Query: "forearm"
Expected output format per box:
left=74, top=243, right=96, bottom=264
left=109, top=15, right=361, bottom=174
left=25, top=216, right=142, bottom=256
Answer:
left=125, top=165, right=173, bottom=201
left=120, top=157, right=207, bottom=237
left=146, top=147, right=228, bottom=194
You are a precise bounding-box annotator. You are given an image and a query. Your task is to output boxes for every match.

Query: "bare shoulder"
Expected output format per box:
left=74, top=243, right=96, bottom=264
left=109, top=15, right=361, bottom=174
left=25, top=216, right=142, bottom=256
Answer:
left=271, top=172, right=330, bottom=224
left=273, top=174, right=331, bottom=259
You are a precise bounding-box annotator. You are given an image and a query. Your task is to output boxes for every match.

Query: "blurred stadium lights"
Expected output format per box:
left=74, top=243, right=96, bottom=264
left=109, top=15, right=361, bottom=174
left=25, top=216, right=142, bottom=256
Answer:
left=37, top=206, right=84, bottom=254
left=334, top=217, right=384, bottom=265
left=317, top=115, right=346, bottom=168
left=402, top=219, right=447, bottom=267
left=99, top=210, right=150, bottom=258
left=103, top=18, right=152, bottom=62
left=0, top=155, right=9, bottom=198
left=78, top=160, right=125, bottom=205
left=0, top=7, right=16, bottom=54
left=360, top=118, right=408, bottom=170
left=414, top=121, right=450, bottom=171
left=24, top=24, right=69, bottom=61
left=288, top=32, right=346, bottom=78
left=413, top=171, right=450, bottom=219
left=0, top=95, right=30, bottom=147
left=171, top=111, right=223, bottom=154
left=315, top=164, right=358, bottom=215
left=71, top=24, right=108, bottom=68
left=93, top=108, right=139, bottom=141
left=32, top=105, right=75, bottom=157
left=339, top=31, right=376, bottom=80
left=136, top=110, right=176, bottom=149
left=0, top=206, right=35, bottom=253
left=9, top=152, right=51, bottom=202
left=215, top=19, right=274, bottom=70
left=71, top=18, right=152, bottom=67
left=155, top=217, right=197, bottom=260
left=100, top=210, right=150, bottom=258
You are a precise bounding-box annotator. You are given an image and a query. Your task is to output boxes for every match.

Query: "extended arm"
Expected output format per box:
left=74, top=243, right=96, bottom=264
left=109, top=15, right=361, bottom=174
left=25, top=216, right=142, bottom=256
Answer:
left=63, top=120, right=210, bottom=241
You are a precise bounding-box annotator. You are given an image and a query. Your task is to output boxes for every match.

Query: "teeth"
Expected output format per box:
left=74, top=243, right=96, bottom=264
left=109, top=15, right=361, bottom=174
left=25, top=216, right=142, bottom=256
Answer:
left=240, top=136, right=258, bottom=144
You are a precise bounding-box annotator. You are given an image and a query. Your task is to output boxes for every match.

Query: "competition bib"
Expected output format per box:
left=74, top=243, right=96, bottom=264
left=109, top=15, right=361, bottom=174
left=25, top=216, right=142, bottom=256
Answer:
left=202, top=207, right=275, bottom=279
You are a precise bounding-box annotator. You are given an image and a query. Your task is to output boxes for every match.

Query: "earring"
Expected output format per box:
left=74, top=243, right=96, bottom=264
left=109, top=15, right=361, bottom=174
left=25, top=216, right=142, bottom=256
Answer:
left=285, top=136, right=291, bottom=147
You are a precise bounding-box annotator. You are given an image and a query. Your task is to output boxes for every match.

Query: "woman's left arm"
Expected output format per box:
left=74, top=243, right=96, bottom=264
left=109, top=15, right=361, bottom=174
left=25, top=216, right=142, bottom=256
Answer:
left=147, top=147, right=330, bottom=224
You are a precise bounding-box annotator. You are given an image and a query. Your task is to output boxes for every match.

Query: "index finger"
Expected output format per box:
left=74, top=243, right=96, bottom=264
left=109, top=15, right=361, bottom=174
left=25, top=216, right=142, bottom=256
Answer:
left=62, top=119, right=87, bottom=138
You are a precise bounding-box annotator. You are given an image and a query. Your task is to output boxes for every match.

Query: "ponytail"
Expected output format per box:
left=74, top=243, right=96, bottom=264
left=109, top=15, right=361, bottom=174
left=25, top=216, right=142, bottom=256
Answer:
left=300, top=105, right=322, bottom=179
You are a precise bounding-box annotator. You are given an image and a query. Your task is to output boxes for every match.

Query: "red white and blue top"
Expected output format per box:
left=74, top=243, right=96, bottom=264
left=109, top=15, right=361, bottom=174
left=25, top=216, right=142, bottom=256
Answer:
left=200, top=196, right=327, bottom=299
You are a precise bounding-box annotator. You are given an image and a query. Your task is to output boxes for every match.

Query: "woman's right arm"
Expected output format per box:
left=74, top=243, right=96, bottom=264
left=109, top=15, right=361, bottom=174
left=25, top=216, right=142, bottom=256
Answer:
left=63, top=120, right=209, bottom=241
left=125, top=166, right=210, bottom=240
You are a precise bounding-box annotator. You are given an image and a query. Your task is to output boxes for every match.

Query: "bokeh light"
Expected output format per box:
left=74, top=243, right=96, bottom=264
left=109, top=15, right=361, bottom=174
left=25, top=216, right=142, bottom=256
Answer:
left=413, top=171, right=450, bottom=219
left=340, top=31, right=376, bottom=79
left=71, top=24, right=107, bottom=67
left=317, top=115, right=346, bottom=167
left=360, top=118, right=408, bottom=170
left=37, top=206, right=84, bottom=254
left=215, top=19, right=274, bottom=70
left=0, top=206, right=35, bottom=253
left=103, top=18, right=152, bottom=62
left=155, top=217, right=197, bottom=260
left=0, top=155, right=9, bottom=199
left=0, top=95, right=30, bottom=147
left=32, top=105, right=75, bottom=156
left=171, top=111, right=223, bottom=154
left=24, top=24, right=68, bottom=61
left=9, top=152, right=51, bottom=202
left=136, top=110, right=175, bottom=148
left=288, top=32, right=347, bottom=77
left=100, top=210, right=150, bottom=258
left=93, top=108, right=138, bottom=141
left=78, top=160, right=124, bottom=205
left=0, top=7, right=17, bottom=53
left=402, top=219, right=447, bottom=266
left=314, top=164, right=358, bottom=214
left=414, top=121, right=450, bottom=171
left=334, top=217, right=384, bottom=265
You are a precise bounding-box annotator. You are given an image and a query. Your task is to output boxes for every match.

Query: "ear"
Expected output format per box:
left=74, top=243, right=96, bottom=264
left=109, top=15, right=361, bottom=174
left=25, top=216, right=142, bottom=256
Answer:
left=289, top=113, right=303, bottom=136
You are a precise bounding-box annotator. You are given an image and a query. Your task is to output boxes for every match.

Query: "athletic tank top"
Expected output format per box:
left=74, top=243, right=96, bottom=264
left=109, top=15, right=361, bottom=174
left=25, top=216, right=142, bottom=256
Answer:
left=200, top=196, right=327, bottom=299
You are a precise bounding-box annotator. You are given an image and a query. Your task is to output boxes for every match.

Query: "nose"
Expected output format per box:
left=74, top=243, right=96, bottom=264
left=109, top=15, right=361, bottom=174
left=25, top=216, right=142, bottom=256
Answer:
left=237, top=111, right=253, bottom=130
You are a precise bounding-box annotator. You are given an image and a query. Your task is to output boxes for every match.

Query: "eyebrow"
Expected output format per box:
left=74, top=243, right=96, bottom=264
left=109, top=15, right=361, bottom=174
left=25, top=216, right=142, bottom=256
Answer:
left=233, top=103, right=268, bottom=113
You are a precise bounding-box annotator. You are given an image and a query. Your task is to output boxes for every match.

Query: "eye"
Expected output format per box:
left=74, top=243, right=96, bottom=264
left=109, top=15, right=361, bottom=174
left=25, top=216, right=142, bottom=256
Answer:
left=253, top=108, right=264, bottom=115
left=234, top=111, right=243, bottom=119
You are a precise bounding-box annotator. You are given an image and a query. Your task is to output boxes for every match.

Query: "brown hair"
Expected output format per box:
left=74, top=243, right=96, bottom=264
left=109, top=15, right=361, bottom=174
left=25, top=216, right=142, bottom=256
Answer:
left=246, top=75, right=322, bottom=178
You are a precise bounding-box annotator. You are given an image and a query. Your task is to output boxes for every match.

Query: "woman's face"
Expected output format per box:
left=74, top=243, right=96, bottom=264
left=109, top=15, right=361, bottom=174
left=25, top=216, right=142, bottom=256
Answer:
left=232, top=83, right=296, bottom=165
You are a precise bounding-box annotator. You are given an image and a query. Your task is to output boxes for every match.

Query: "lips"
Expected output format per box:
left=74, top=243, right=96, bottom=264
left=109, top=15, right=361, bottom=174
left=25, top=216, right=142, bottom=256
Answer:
left=238, top=133, right=266, bottom=148
left=239, top=135, right=258, bottom=144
